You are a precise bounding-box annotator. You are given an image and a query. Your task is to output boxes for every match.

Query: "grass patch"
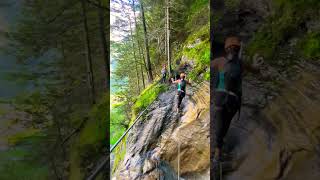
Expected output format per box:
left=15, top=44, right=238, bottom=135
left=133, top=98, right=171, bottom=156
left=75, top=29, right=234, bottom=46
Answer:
left=132, top=82, right=168, bottom=115
left=111, top=138, right=127, bottom=174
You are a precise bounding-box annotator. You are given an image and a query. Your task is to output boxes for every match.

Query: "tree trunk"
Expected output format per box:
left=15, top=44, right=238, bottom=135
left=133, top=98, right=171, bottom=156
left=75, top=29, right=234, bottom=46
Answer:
left=122, top=0, right=141, bottom=93
left=98, top=0, right=109, bottom=91
left=166, top=0, right=171, bottom=78
left=140, top=0, right=153, bottom=82
left=81, top=0, right=96, bottom=104
left=137, top=38, right=147, bottom=88
left=140, top=62, right=145, bottom=89
left=132, top=0, right=146, bottom=89
left=129, top=20, right=141, bottom=94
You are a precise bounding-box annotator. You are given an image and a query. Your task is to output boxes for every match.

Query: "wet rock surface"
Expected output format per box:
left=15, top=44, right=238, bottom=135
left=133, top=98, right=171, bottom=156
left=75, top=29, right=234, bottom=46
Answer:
left=221, top=63, right=320, bottom=180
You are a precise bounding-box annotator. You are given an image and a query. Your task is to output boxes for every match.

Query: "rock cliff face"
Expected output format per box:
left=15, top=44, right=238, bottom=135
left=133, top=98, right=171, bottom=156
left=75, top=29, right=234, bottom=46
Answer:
left=114, top=82, right=210, bottom=179
left=220, top=66, right=320, bottom=180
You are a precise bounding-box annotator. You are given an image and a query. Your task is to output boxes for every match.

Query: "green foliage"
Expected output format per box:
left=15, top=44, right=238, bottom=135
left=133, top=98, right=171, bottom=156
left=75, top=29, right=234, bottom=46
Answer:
left=0, top=131, right=49, bottom=180
left=110, top=108, right=126, bottom=145
left=69, top=94, right=108, bottom=180
left=300, top=32, right=320, bottom=59
left=0, top=156, right=49, bottom=180
left=183, top=41, right=210, bottom=66
left=185, top=0, right=209, bottom=33
left=111, top=138, right=127, bottom=174
left=247, top=0, right=320, bottom=61
left=247, top=12, right=297, bottom=60
left=3, top=0, right=108, bottom=179
left=185, top=23, right=209, bottom=44
left=13, top=91, right=52, bottom=125
left=133, top=82, right=168, bottom=115
left=183, top=24, right=210, bottom=80
left=188, top=0, right=208, bottom=14
left=204, top=71, right=210, bottom=81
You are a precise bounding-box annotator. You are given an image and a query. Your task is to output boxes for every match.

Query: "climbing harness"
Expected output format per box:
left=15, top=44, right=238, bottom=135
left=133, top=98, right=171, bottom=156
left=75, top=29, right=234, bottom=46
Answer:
left=215, top=89, right=238, bottom=97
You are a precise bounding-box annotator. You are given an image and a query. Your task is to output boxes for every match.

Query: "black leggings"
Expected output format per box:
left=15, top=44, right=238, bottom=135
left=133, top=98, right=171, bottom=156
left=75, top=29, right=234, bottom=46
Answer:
left=161, top=74, right=166, bottom=83
left=213, top=92, right=239, bottom=149
left=177, top=91, right=185, bottom=108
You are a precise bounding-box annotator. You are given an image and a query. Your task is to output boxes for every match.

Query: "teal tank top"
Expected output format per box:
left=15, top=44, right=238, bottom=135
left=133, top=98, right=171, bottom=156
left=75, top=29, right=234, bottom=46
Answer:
left=217, top=72, right=225, bottom=90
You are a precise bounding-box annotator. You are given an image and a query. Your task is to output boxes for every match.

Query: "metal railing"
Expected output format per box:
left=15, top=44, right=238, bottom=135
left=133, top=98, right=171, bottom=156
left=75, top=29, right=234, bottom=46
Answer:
left=110, top=105, right=151, bottom=153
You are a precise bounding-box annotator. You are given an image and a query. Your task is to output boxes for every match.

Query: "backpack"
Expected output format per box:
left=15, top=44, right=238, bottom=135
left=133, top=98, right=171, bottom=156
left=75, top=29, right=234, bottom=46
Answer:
left=223, top=56, right=242, bottom=97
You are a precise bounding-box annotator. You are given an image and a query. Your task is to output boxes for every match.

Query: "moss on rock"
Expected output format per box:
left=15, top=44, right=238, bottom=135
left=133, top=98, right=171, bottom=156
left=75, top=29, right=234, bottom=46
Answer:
left=246, top=0, right=320, bottom=61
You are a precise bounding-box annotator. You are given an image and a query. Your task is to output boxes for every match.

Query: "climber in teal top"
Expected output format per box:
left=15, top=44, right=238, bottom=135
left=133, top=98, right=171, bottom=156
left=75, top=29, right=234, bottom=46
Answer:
left=211, top=36, right=243, bottom=166
left=171, top=72, right=191, bottom=112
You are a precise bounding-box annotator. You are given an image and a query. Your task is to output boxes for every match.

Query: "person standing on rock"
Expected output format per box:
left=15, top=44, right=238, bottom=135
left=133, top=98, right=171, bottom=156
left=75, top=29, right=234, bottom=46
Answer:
left=161, top=64, right=167, bottom=83
left=171, top=72, right=191, bottom=112
left=211, top=36, right=243, bottom=163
